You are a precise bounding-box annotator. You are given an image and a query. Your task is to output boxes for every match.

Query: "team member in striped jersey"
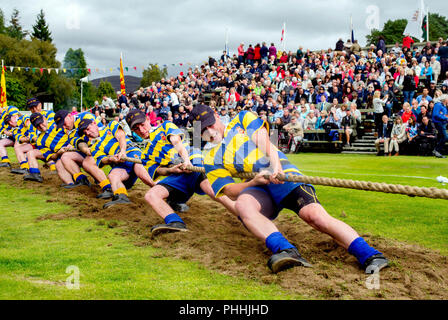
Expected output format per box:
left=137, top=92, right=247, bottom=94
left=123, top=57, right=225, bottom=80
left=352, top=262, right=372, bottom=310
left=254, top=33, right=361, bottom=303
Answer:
left=77, top=118, right=154, bottom=209
left=2, top=111, right=33, bottom=174
left=0, top=106, right=20, bottom=168
left=53, top=110, right=113, bottom=199
left=191, top=105, right=389, bottom=274
left=24, top=113, right=81, bottom=185
left=125, top=109, right=235, bottom=235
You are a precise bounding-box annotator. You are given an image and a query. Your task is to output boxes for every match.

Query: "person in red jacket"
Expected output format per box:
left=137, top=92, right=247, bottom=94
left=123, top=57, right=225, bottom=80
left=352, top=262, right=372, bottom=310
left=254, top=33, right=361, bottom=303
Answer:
left=254, top=43, right=261, bottom=64
left=402, top=34, right=415, bottom=50
left=246, top=44, right=255, bottom=66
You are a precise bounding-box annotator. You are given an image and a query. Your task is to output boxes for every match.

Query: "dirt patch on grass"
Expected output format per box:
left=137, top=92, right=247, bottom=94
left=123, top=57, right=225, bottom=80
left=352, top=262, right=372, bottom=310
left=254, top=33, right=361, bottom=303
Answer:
left=1, top=168, right=447, bottom=300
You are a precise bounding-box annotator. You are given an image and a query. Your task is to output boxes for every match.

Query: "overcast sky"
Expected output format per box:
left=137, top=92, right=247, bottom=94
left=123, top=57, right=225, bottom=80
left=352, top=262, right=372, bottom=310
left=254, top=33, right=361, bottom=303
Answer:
left=1, top=0, right=446, bottom=78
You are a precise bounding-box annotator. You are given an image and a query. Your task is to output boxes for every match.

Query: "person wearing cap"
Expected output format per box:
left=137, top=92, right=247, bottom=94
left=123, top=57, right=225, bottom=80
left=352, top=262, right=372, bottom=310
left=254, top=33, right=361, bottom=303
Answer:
left=125, top=108, right=236, bottom=235
left=52, top=109, right=114, bottom=197
left=77, top=117, right=154, bottom=209
left=2, top=110, right=35, bottom=174
left=191, top=104, right=389, bottom=274
left=0, top=106, right=21, bottom=168
left=23, top=112, right=79, bottom=184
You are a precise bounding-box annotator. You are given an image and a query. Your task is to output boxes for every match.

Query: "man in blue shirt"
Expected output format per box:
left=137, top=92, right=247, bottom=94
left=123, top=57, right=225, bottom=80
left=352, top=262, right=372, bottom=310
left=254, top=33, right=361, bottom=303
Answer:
left=432, top=97, right=448, bottom=158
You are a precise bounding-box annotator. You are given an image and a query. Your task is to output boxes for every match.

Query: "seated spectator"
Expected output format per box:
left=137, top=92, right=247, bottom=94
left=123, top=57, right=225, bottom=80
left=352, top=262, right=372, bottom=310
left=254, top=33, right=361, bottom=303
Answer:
left=405, top=116, right=419, bottom=154
left=323, top=106, right=340, bottom=141
left=416, top=115, right=437, bottom=156
left=218, top=107, right=231, bottom=126
left=375, top=115, right=393, bottom=156
left=401, top=102, right=415, bottom=123
left=283, top=116, right=304, bottom=153
left=388, top=116, right=407, bottom=156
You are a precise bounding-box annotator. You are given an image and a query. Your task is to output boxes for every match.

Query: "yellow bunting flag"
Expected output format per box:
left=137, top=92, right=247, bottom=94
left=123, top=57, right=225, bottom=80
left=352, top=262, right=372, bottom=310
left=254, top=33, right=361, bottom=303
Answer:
left=119, top=53, right=126, bottom=95
left=0, top=64, right=7, bottom=107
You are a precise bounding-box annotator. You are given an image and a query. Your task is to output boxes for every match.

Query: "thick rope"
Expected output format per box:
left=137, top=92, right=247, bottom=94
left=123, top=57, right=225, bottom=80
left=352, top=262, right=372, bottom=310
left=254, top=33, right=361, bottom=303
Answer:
left=118, top=156, right=448, bottom=200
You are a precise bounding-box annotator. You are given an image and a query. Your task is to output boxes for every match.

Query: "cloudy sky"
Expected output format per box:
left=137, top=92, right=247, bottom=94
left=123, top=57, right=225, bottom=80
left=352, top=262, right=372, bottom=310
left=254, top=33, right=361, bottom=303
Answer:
left=1, top=0, right=446, bottom=78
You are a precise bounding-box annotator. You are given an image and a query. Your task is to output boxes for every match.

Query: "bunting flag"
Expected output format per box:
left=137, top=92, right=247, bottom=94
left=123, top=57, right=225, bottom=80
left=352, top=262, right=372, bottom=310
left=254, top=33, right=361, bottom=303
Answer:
left=119, top=53, right=126, bottom=95
left=0, top=62, right=7, bottom=107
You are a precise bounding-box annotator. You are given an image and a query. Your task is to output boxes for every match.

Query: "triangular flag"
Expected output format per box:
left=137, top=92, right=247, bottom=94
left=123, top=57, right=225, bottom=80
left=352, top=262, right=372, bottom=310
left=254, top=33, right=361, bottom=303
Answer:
left=47, top=68, right=51, bottom=74
left=39, top=68, right=43, bottom=74
left=110, top=68, right=113, bottom=72
left=125, top=67, right=128, bottom=72
left=17, top=67, right=21, bottom=71
left=9, top=67, right=14, bottom=72
left=88, top=68, right=91, bottom=74
left=63, top=68, right=66, bottom=73
left=133, top=67, right=137, bottom=70
left=55, top=69, right=59, bottom=74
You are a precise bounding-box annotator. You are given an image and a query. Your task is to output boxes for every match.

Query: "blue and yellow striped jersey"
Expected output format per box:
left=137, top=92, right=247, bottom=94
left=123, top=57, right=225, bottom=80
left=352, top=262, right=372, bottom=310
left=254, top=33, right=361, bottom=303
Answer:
left=35, top=121, right=70, bottom=162
left=11, top=114, right=31, bottom=142
left=0, top=106, right=20, bottom=135
left=204, top=110, right=302, bottom=197
left=28, top=110, right=56, bottom=144
left=142, top=121, right=202, bottom=179
left=89, top=121, right=140, bottom=167
left=67, top=111, right=102, bottom=148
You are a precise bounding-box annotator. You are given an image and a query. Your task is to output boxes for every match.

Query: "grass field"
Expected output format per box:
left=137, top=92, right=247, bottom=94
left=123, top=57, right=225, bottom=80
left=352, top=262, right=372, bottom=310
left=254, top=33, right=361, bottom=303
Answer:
left=0, top=151, right=447, bottom=299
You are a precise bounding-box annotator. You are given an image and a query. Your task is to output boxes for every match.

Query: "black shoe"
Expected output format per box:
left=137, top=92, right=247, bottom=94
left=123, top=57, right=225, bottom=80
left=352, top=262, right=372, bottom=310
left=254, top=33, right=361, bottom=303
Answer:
left=11, top=168, right=28, bottom=175
left=166, top=200, right=190, bottom=213
left=433, top=150, right=447, bottom=159
left=23, top=173, right=43, bottom=183
left=267, top=248, right=312, bottom=273
left=150, top=221, right=188, bottom=236
left=0, top=162, right=11, bottom=168
left=63, top=176, right=91, bottom=189
left=96, top=188, right=114, bottom=199
left=103, top=194, right=131, bottom=209
left=364, top=254, right=389, bottom=274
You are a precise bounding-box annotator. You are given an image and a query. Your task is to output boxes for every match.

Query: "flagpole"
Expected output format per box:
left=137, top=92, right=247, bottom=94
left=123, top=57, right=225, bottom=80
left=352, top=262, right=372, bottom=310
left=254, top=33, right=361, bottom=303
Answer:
left=426, top=7, right=429, bottom=41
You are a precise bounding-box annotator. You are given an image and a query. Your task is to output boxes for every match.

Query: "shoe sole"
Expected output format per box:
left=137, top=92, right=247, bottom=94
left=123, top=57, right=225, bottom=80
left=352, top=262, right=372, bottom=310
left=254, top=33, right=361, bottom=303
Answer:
left=23, top=178, right=43, bottom=183
left=365, top=260, right=390, bottom=274
left=151, top=226, right=188, bottom=236
left=11, top=170, right=27, bottom=175
left=103, top=201, right=131, bottom=209
left=96, top=195, right=114, bottom=199
left=270, top=257, right=313, bottom=273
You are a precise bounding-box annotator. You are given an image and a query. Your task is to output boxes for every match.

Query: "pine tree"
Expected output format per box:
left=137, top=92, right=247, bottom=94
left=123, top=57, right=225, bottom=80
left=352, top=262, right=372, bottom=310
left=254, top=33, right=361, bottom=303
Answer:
left=7, top=8, right=27, bottom=40
left=0, top=9, right=6, bottom=34
left=32, top=9, right=52, bottom=42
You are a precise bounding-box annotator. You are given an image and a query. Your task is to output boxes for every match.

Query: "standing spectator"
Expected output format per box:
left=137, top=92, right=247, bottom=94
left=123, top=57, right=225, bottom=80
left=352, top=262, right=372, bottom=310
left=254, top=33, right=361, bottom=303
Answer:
left=430, top=56, right=441, bottom=83
left=420, top=61, right=433, bottom=87
left=254, top=44, right=261, bottom=64
left=376, top=36, right=386, bottom=55
left=402, top=34, right=415, bottom=50
left=268, top=43, right=277, bottom=61
left=388, top=116, right=407, bottom=156
left=439, top=41, right=448, bottom=82
left=403, top=69, right=417, bottom=104
left=117, top=91, right=128, bottom=107
left=432, top=96, right=448, bottom=158
left=260, top=42, right=269, bottom=62
left=375, top=115, right=392, bottom=156
left=335, top=38, right=344, bottom=52
left=246, top=44, right=255, bottom=65
left=238, top=43, right=245, bottom=65
left=373, top=91, right=388, bottom=134
left=341, top=109, right=357, bottom=147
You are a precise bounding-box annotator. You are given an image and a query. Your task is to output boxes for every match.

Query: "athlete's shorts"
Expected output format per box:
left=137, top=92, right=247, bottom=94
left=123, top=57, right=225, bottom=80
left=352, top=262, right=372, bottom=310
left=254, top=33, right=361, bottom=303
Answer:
left=158, top=171, right=207, bottom=203
left=109, top=149, right=141, bottom=190
left=240, top=184, right=320, bottom=220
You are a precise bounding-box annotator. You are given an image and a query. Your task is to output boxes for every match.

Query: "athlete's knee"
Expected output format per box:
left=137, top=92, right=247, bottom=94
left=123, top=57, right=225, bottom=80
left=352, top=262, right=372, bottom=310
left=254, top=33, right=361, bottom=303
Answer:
left=235, top=196, right=256, bottom=219
left=300, top=203, right=331, bottom=230
left=144, top=188, right=160, bottom=205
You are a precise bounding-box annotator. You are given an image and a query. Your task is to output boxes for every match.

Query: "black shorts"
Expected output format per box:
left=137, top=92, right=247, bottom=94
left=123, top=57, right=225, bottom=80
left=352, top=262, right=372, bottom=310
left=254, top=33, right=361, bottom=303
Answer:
left=158, top=172, right=207, bottom=204
left=241, top=184, right=320, bottom=220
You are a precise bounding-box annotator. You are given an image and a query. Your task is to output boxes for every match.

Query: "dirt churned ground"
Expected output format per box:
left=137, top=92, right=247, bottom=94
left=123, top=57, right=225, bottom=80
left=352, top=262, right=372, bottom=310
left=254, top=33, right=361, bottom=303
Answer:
left=1, top=167, right=447, bottom=300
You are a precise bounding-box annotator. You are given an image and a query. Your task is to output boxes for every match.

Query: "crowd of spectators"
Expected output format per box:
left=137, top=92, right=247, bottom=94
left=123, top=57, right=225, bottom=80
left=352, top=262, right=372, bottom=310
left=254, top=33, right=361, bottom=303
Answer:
left=86, top=35, right=448, bottom=157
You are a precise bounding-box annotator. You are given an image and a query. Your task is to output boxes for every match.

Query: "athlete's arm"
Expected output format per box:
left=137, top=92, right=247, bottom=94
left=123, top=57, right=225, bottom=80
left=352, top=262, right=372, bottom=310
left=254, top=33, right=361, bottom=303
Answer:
left=251, top=127, right=284, bottom=184
left=169, top=135, right=192, bottom=170
left=221, top=171, right=271, bottom=201
left=77, top=142, right=92, bottom=156
left=114, top=127, right=127, bottom=160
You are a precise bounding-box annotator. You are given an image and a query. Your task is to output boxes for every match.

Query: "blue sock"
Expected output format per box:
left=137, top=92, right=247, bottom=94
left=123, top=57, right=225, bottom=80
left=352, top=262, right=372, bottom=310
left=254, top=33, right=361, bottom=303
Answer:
left=265, top=232, right=295, bottom=254
left=348, top=237, right=381, bottom=265
left=29, top=168, right=40, bottom=174
left=164, top=213, right=184, bottom=225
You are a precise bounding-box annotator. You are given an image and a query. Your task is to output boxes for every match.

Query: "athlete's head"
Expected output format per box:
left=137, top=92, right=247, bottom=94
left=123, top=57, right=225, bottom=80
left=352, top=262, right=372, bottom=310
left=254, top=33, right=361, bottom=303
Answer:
left=26, top=98, right=42, bottom=114
left=78, top=119, right=99, bottom=138
left=30, top=113, right=48, bottom=132
left=190, top=104, right=225, bottom=143
left=54, top=109, right=75, bottom=131
left=126, top=109, right=151, bottom=139
left=4, top=113, right=19, bottom=127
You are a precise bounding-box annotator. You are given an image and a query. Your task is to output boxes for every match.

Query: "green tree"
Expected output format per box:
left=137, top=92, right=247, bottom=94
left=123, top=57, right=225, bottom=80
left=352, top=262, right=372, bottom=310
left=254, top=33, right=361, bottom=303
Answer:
left=0, top=34, right=74, bottom=110
left=96, top=80, right=115, bottom=100
left=5, top=75, right=27, bottom=108
left=32, top=9, right=52, bottom=42
left=140, top=64, right=167, bottom=88
left=366, top=13, right=448, bottom=46
left=63, top=48, right=88, bottom=79
left=0, top=9, right=6, bottom=34
left=6, top=8, right=27, bottom=40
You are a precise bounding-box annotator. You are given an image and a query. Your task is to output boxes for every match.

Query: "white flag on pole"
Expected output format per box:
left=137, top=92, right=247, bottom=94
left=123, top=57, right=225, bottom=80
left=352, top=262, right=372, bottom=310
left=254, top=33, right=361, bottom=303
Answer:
left=403, top=0, right=426, bottom=42
left=80, top=76, right=89, bottom=83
